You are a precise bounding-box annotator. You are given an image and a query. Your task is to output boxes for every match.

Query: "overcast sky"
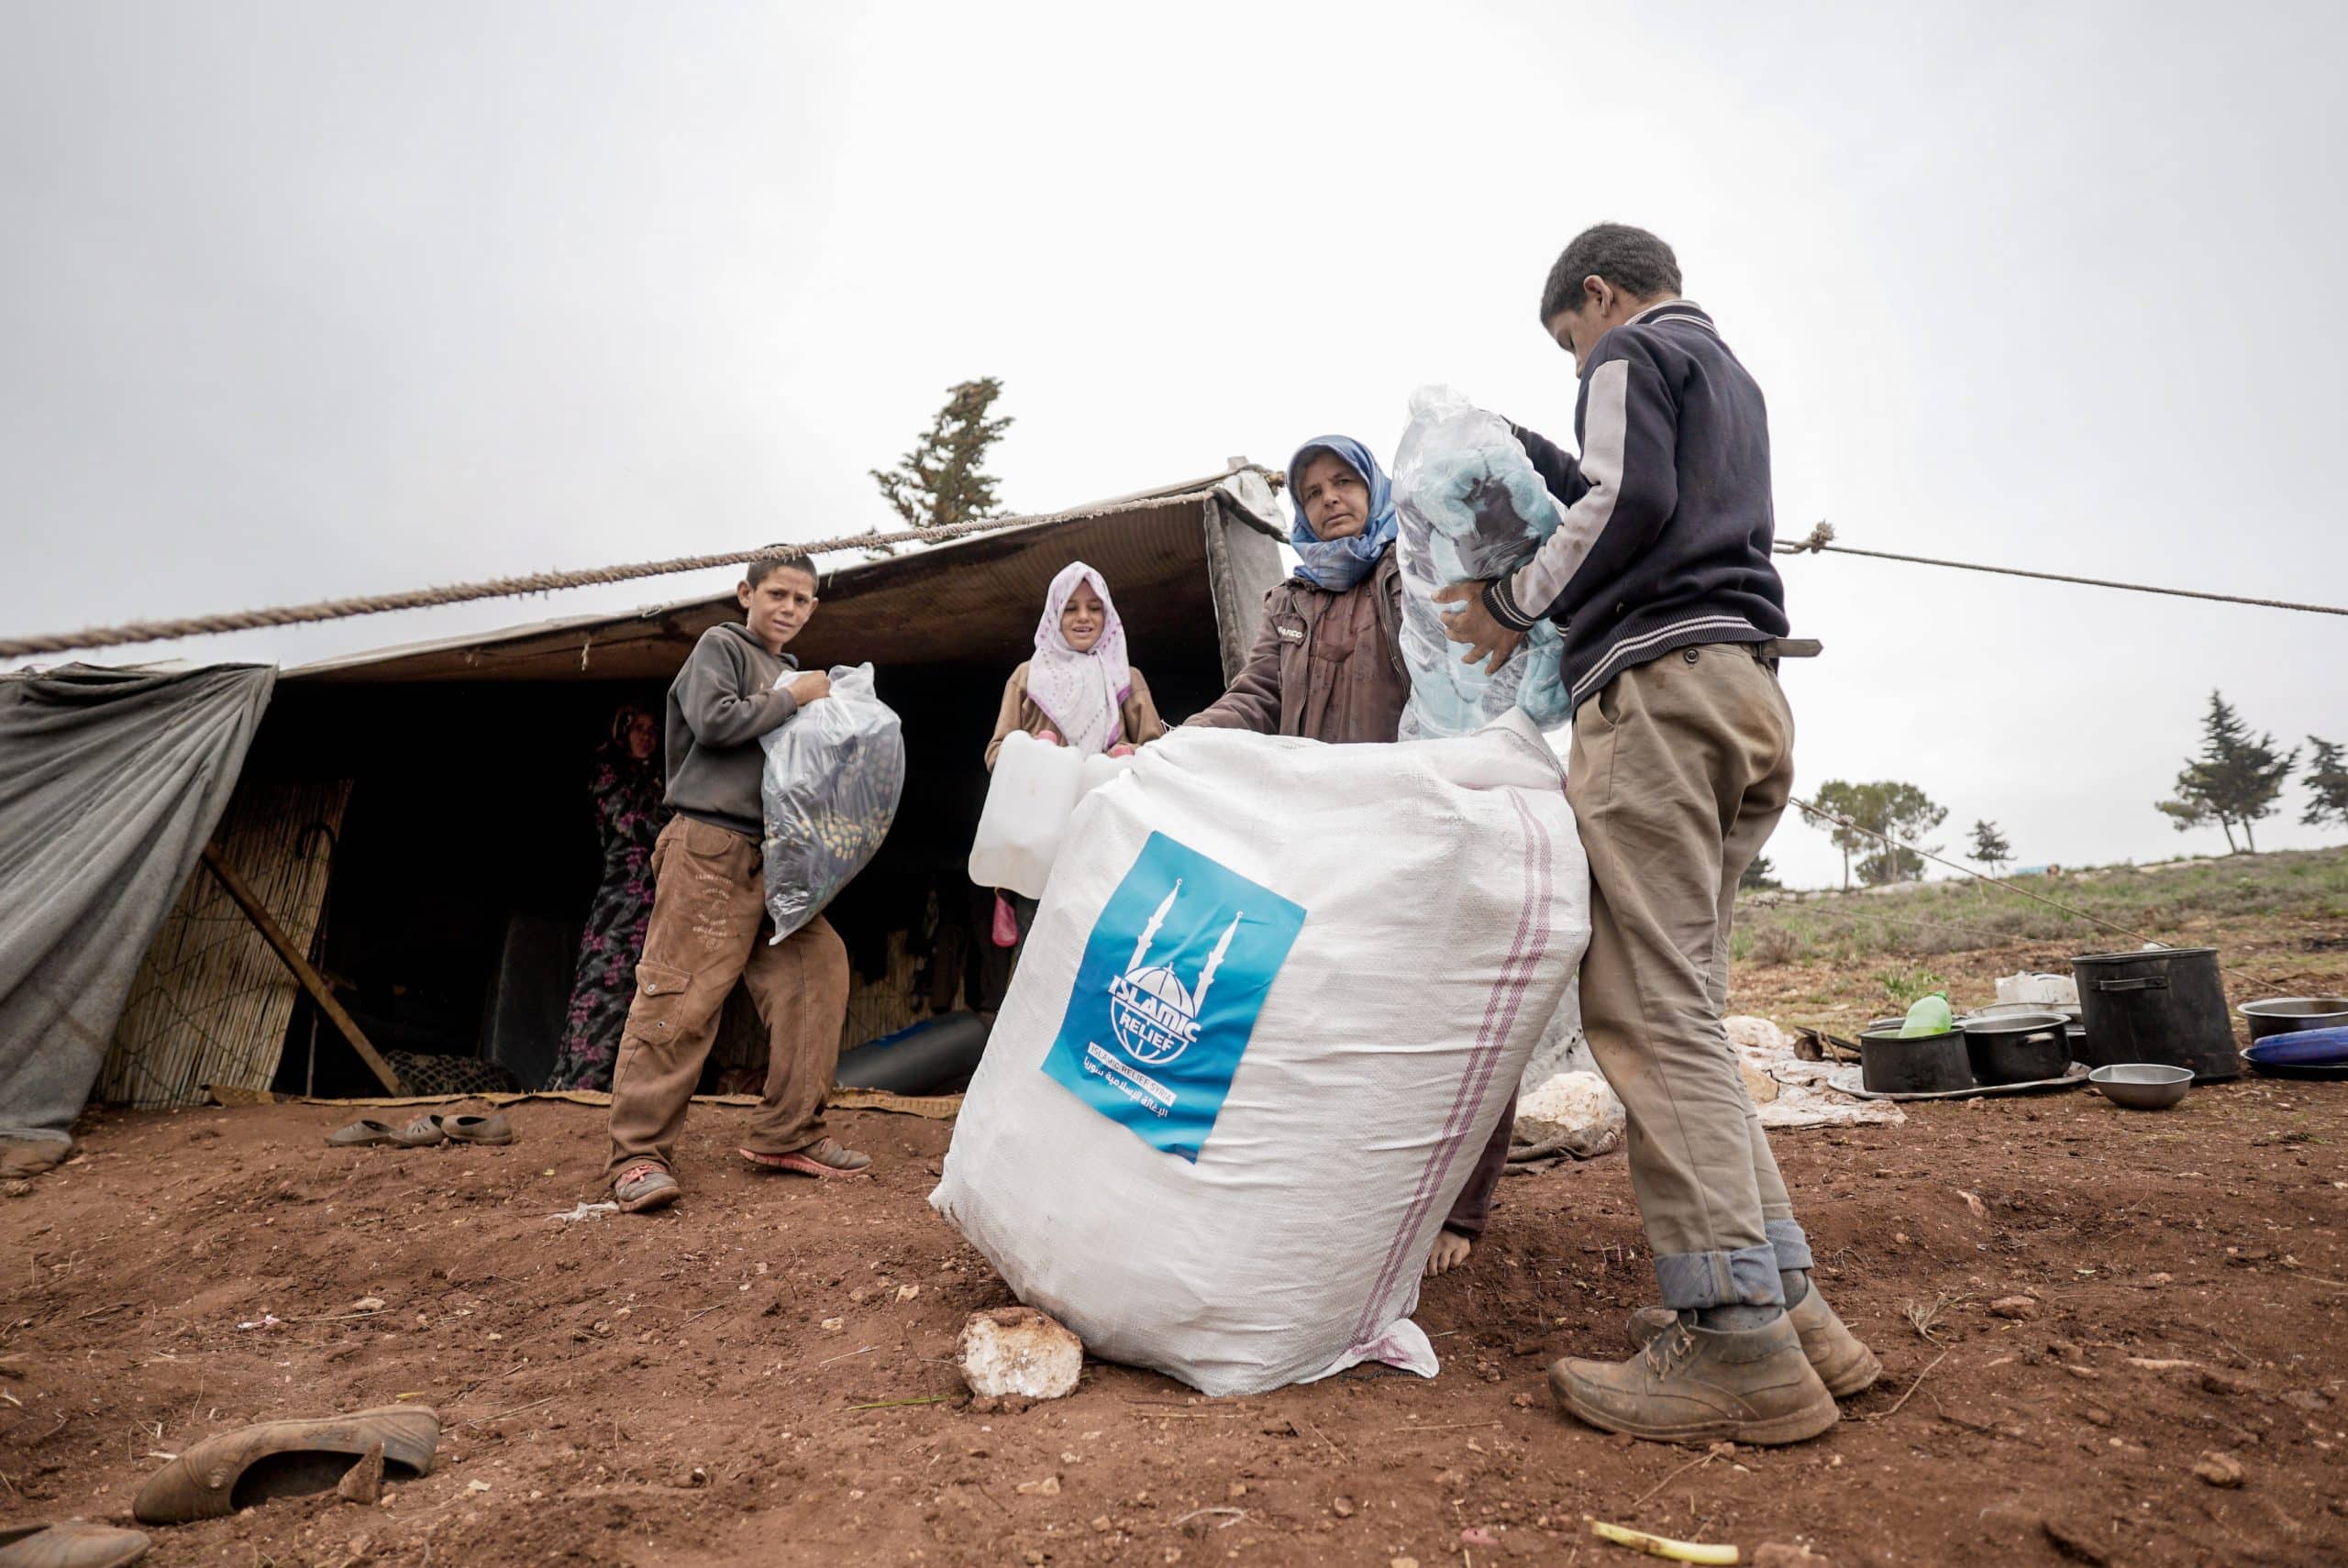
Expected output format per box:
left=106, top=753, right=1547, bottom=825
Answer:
left=6, top=2, right=2343, bottom=889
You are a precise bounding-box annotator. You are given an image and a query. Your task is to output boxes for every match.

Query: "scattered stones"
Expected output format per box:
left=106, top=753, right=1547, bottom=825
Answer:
left=1511, top=1392, right=1537, bottom=1408
left=337, top=1443, right=385, bottom=1505
left=897, top=1285, right=921, bottom=1302
left=1460, top=1527, right=1500, bottom=1548
left=2200, top=1369, right=2255, bottom=1397
left=820, top=1318, right=845, bottom=1332
left=2080, top=1408, right=2113, bottom=1428
left=1330, top=1497, right=1356, bottom=1518
left=2062, top=1364, right=2101, bottom=1382
left=1226, top=1482, right=1246, bottom=1498
left=1016, top=1475, right=1062, bottom=1496
left=2194, top=1452, right=2245, bottom=1488
left=958, top=1307, right=1084, bottom=1400
left=1989, top=1297, right=2039, bottom=1320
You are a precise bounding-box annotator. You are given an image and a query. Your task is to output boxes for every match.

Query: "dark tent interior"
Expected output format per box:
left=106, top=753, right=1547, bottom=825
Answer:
left=230, top=485, right=1278, bottom=1100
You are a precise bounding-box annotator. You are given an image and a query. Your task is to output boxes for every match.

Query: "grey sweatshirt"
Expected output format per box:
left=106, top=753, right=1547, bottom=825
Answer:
left=663, top=623, right=802, bottom=839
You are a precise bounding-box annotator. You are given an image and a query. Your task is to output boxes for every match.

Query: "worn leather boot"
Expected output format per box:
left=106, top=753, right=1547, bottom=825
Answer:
left=1550, top=1314, right=1840, bottom=1445
left=1623, top=1285, right=1881, bottom=1397
left=133, top=1407, right=439, bottom=1524
left=0, top=1522, right=151, bottom=1568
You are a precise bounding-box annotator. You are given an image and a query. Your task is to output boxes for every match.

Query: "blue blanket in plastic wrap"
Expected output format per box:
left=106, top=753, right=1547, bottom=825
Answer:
left=1391, top=385, right=1571, bottom=738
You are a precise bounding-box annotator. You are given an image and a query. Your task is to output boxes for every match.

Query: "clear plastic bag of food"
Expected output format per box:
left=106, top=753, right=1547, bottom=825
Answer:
left=1391, top=384, right=1572, bottom=738
left=759, top=663, right=906, bottom=940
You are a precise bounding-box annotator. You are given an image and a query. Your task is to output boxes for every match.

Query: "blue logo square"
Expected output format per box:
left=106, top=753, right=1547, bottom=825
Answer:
left=1039, top=833, right=1307, bottom=1161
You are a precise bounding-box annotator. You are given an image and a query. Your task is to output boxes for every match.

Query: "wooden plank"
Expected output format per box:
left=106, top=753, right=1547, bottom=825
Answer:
left=199, top=844, right=403, bottom=1096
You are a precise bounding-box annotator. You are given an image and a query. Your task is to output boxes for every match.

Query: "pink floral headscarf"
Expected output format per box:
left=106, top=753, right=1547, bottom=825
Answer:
left=1026, top=560, right=1132, bottom=756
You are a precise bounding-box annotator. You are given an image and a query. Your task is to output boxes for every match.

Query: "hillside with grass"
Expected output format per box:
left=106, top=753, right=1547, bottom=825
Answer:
left=1729, top=845, right=2348, bottom=1032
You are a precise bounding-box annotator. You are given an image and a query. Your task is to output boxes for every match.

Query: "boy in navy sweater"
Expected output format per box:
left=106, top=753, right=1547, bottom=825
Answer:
left=1439, top=226, right=1876, bottom=1445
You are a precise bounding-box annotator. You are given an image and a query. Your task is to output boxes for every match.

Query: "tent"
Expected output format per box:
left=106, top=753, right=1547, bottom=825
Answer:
left=0, top=465, right=1285, bottom=1165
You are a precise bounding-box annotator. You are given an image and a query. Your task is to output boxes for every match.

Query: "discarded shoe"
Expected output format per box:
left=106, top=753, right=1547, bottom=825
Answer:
left=1624, top=1286, right=1882, bottom=1397
left=613, top=1163, right=680, bottom=1213
left=132, top=1406, right=439, bottom=1525
left=0, top=1521, right=151, bottom=1568
left=438, top=1113, right=514, bottom=1146
left=323, top=1116, right=444, bottom=1149
left=739, top=1138, right=872, bottom=1179
left=1550, top=1315, right=1839, bottom=1446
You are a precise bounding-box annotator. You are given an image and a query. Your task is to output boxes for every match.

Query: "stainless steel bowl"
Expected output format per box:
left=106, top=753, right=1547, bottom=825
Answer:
left=2240, top=998, right=2348, bottom=1043
left=2088, top=1062, right=2192, bottom=1110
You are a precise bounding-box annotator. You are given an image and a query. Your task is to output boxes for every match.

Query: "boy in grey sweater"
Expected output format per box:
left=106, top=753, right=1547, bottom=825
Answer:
left=604, top=554, right=870, bottom=1214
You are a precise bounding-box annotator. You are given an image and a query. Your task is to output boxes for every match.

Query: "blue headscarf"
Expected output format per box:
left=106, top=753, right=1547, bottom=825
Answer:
left=1287, top=436, right=1399, bottom=591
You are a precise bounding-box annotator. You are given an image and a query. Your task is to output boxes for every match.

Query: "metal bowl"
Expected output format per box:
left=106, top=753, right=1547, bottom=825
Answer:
left=2240, top=998, right=2348, bottom=1043
left=2088, top=1063, right=2193, bottom=1110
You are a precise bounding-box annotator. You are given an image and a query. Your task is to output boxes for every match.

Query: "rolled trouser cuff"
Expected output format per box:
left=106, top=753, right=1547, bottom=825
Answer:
left=1766, top=1219, right=1814, bottom=1274
left=1653, top=1242, right=1786, bottom=1311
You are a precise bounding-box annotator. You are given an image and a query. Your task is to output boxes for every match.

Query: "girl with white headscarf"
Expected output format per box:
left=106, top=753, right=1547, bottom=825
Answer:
left=985, top=560, right=1168, bottom=770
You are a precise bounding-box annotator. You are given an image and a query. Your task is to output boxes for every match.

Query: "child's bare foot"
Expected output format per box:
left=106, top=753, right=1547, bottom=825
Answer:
left=1425, top=1228, right=1474, bottom=1277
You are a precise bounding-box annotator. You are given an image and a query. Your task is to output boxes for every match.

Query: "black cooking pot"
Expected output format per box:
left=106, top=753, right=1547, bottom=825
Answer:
left=1859, top=1026, right=1975, bottom=1095
left=2072, top=948, right=2240, bottom=1081
left=2240, top=998, right=2348, bottom=1043
left=1960, top=1010, right=2070, bottom=1086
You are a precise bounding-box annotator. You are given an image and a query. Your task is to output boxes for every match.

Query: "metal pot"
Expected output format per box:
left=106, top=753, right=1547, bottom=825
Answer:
left=1859, top=1026, right=1975, bottom=1095
left=2071, top=948, right=2240, bottom=1081
left=2240, top=998, right=2348, bottom=1043
left=1959, top=1010, right=2070, bottom=1086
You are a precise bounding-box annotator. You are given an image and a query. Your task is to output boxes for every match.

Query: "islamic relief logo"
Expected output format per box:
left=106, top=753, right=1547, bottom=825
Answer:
left=1105, top=878, right=1244, bottom=1067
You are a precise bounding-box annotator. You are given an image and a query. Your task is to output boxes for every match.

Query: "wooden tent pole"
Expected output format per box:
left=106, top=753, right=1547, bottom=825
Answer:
left=200, top=844, right=404, bottom=1096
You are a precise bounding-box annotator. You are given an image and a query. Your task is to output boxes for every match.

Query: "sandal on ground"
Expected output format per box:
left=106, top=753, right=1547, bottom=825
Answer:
left=0, top=1520, right=152, bottom=1568
left=324, top=1116, right=445, bottom=1149
left=439, top=1112, right=514, bottom=1145
left=613, top=1163, right=680, bottom=1213
left=739, top=1138, right=872, bottom=1179
left=132, top=1406, right=439, bottom=1525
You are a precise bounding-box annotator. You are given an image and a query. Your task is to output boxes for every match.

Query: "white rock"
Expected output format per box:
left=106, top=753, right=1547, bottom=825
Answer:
left=958, top=1307, right=1084, bottom=1399
left=1723, top=1015, right=1797, bottom=1054
left=1514, top=1071, right=1625, bottom=1158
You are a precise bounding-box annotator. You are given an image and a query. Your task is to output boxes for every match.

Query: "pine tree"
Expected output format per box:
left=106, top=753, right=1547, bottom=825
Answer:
left=1739, top=855, right=1781, bottom=892
left=1967, top=819, right=2012, bottom=873
left=867, top=379, right=1014, bottom=560
left=2305, top=736, right=2348, bottom=831
left=2157, top=691, right=2297, bottom=854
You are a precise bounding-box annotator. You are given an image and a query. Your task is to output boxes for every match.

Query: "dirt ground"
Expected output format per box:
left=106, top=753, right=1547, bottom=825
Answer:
left=11, top=908, right=2348, bottom=1567
left=6, top=1081, right=2342, bottom=1568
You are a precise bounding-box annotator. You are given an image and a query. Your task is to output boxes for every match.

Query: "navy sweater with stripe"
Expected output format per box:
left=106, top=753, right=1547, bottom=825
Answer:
left=1483, top=301, right=1789, bottom=708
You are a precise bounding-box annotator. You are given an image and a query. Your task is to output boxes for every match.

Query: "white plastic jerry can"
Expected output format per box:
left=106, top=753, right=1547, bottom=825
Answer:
left=1077, top=749, right=1133, bottom=797
left=969, top=730, right=1085, bottom=897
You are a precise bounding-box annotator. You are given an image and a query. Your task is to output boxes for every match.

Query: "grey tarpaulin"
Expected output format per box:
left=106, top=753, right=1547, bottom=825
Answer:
left=0, top=664, right=274, bottom=1174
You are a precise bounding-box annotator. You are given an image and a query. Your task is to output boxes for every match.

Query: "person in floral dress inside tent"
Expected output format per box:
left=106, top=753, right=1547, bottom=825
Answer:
left=546, top=703, right=669, bottom=1090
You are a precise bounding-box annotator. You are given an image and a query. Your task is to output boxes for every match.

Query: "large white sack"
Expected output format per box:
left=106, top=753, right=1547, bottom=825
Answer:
left=929, top=712, right=1590, bottom=1396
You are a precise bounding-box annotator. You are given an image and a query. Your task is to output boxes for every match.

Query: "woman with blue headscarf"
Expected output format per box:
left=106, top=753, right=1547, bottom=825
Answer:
left=1186, top=436, right=1408, bottom=745
left=1188, top=436, right=1509, bottom=1277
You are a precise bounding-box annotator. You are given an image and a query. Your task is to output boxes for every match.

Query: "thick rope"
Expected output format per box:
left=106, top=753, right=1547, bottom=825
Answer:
left=0, top=484, right=1246, bottom=661
left=1787, top=793, right=2298, bottom=990
left=1776, top=522, right=2348, bottom=617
